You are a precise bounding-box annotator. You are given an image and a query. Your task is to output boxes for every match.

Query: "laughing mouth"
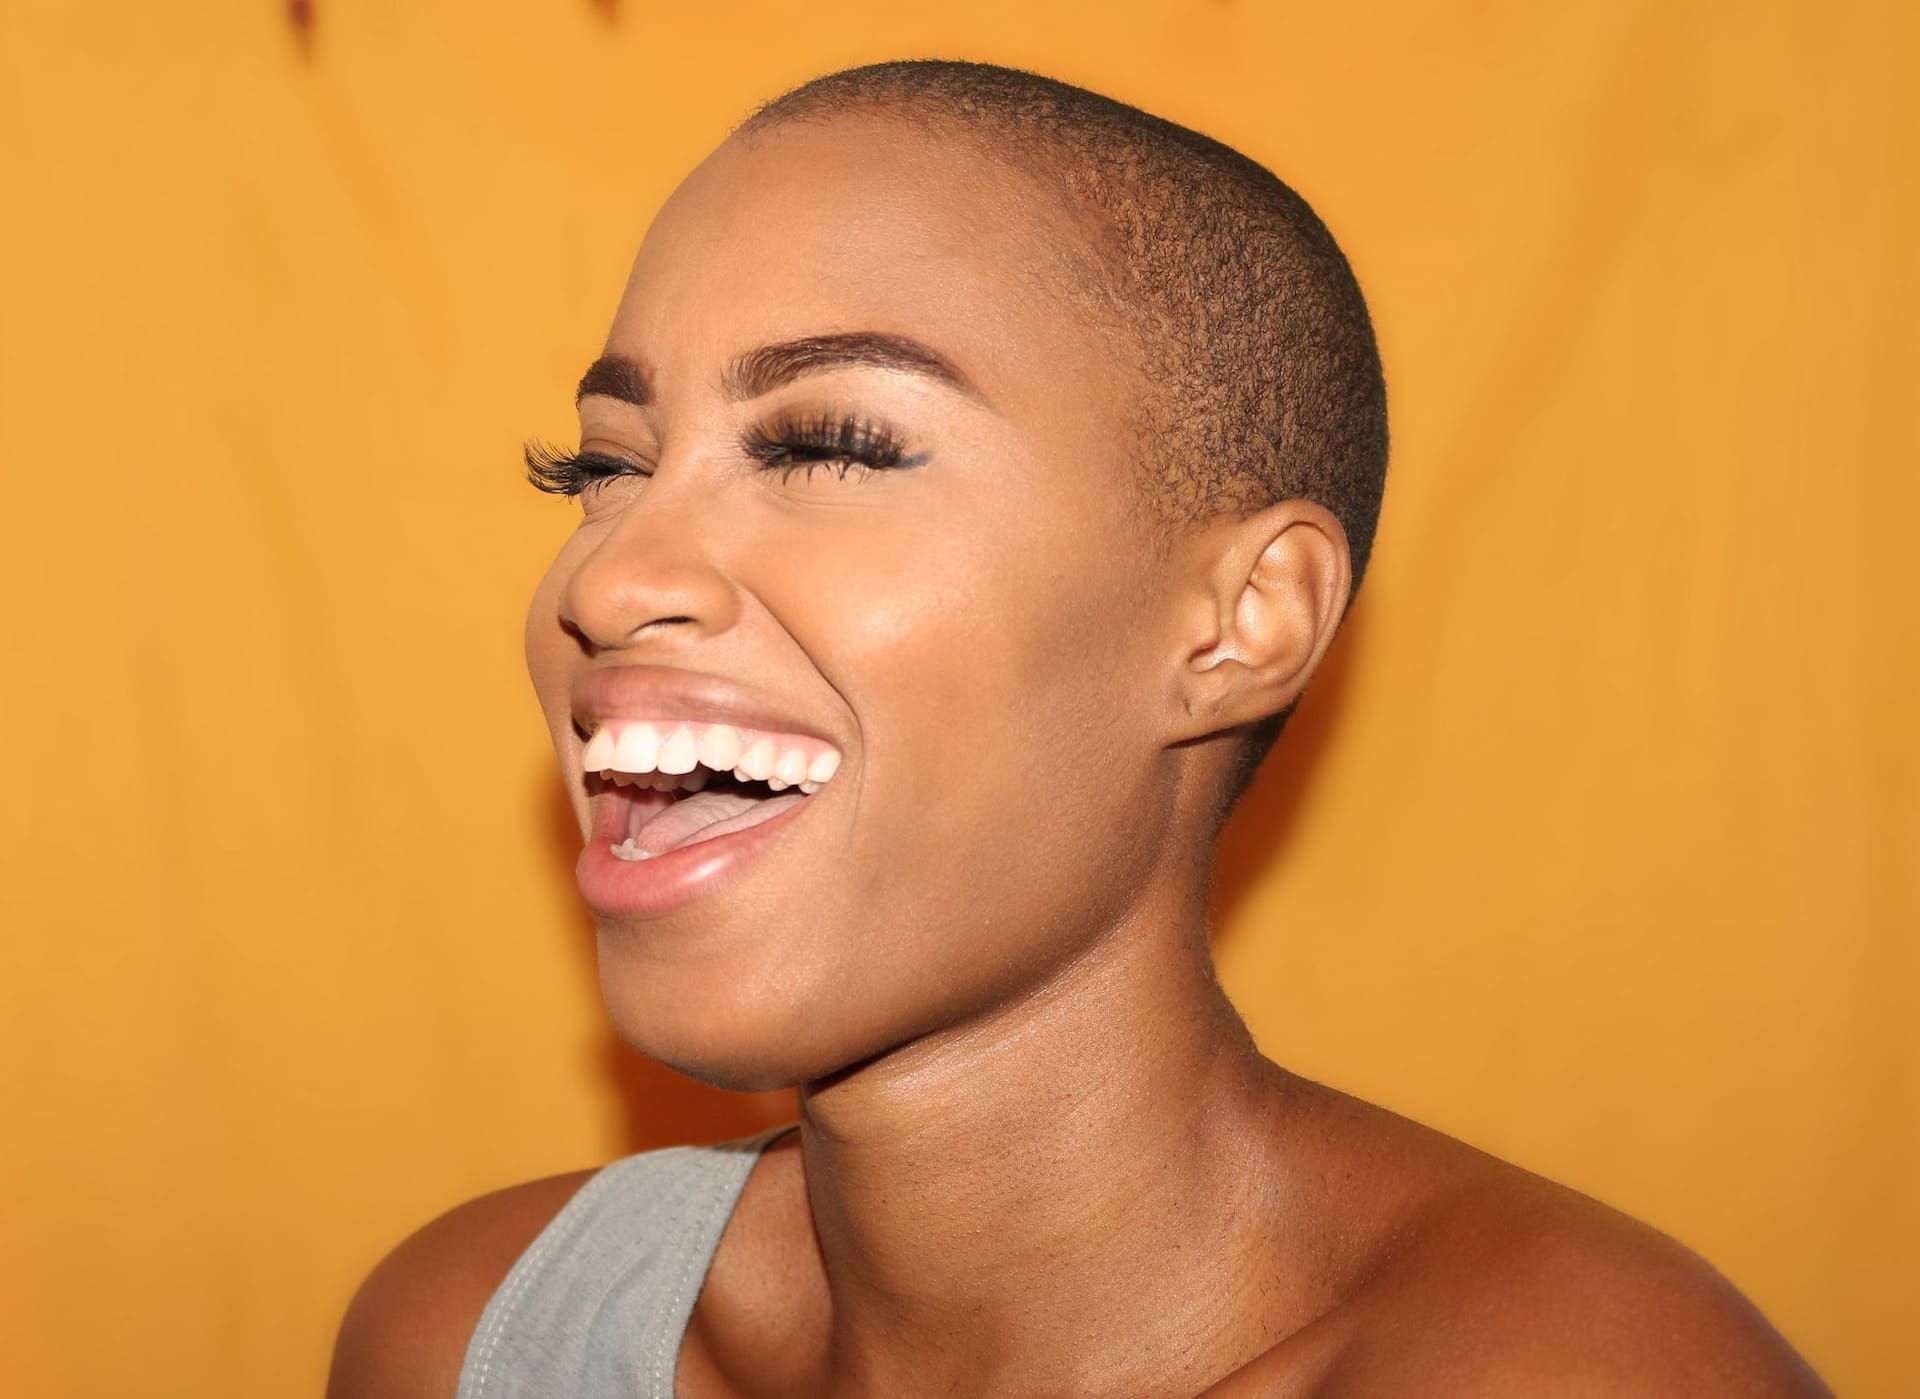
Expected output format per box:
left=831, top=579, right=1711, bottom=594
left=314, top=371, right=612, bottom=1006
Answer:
left=580, top=719, right=842, bottom=862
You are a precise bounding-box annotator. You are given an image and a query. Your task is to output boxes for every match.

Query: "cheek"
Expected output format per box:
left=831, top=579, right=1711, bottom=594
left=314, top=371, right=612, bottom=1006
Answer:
left=780, top=494, right=1153, bottom=858
left=789, top=518, right=1162, bottom=1036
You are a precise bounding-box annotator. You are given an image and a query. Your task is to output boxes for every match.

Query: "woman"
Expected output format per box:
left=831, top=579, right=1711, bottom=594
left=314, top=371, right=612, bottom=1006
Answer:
left=331, top=61, right=1825, bottom=1397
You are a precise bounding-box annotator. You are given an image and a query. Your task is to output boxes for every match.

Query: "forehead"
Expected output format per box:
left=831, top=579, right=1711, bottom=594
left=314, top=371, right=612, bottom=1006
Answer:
left=610, top=116, right=1125, bottom=412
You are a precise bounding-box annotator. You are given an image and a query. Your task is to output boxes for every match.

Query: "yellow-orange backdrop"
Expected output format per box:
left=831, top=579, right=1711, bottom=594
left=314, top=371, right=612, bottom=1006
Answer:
left=1, top=2, right=1913, bottom=1395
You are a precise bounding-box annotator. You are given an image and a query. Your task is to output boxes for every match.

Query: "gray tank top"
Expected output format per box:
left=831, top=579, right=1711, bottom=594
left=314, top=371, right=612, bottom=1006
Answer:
left=456, top=1130, right=788, bottom=1399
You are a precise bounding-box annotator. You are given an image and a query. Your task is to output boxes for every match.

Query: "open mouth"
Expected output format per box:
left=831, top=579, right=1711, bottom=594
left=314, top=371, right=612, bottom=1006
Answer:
left=581, top=719, right=841, bottom=862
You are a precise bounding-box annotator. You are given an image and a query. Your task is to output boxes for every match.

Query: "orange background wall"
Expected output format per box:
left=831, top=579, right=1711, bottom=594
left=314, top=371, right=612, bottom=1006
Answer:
left=1, top=2, right=1913, bottom=1395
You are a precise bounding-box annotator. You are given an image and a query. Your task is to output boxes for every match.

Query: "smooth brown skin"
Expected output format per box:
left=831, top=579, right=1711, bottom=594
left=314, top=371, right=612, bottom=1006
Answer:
left=330, top=116, right=1827, bottom=1397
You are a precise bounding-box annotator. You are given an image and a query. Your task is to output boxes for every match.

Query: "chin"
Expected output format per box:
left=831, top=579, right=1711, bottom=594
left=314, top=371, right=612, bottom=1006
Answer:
left=608, top=1015, right=865, bottom=1096
left=594, top=937, right=883, bottom=1093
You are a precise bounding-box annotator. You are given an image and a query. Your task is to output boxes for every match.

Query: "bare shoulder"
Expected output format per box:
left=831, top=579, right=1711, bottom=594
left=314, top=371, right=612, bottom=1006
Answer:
left=1323, top=1160, right=1832, bottom=1397
left=1210, top=1082, right=1829, bottom=1397
left=325, top=1168, right=598, bottom=1399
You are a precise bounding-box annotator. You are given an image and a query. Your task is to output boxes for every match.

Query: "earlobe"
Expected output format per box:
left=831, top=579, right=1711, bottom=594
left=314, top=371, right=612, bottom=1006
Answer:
left=1172, top=502, right=1350, bottom=741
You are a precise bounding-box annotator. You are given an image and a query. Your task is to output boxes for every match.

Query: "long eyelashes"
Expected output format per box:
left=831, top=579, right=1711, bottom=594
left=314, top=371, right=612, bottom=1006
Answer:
left=525, top=441, right=644, bottom=497
left=525, top=413, right=928, bottom=499
left=740, top=412, right=928, bottom=482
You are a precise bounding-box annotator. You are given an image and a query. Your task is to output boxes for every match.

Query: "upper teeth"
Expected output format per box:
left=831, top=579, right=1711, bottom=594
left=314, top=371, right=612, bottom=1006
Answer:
left=581, top=719, right=841, bottom=796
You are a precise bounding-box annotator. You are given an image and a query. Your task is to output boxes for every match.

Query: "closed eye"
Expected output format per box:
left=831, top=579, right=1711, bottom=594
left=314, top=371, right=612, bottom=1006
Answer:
left=525, top=441, right=652, bottom=498
left=742, top=412, right=929, bottom=483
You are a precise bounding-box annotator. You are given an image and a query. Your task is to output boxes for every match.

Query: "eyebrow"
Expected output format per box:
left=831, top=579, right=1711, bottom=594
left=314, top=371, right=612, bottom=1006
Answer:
left=724, top=332, right=982, bottom=404
left=572, top=332, right=983, bottom=412
left=575, top=355, right=651, bottom=407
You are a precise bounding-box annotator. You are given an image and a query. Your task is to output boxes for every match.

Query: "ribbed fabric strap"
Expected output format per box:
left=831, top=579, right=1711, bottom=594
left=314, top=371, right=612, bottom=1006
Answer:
left=456, top=1131, right=785, bottom=1399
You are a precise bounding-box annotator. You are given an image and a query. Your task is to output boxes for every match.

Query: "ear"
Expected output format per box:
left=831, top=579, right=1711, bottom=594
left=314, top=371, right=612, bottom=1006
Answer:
left=1166, top=500, right=1352, bottom=743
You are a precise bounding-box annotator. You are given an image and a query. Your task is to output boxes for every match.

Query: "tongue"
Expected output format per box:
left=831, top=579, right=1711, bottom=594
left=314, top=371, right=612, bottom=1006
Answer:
left=632, top=789, right=805, bottom=856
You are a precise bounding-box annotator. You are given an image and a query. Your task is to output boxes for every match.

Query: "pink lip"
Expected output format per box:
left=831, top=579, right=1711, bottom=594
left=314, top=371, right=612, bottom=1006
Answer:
left=572, top=665, right=837, bottom=743
left=575, top=783, right=815, bottom=919
left=568, top=665, right=840, bottom=919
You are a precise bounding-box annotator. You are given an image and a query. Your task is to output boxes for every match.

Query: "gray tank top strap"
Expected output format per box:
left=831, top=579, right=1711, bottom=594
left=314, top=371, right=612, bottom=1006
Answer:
left=457, top=1129, right=789, bottom=1399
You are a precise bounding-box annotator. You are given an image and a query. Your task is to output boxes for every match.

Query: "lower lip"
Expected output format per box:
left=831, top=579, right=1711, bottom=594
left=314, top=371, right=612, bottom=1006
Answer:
left=574, top=789, right=813, bottom=919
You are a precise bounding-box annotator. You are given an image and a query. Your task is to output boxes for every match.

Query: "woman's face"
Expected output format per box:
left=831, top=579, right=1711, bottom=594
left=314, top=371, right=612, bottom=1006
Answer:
left=526, top=117, right=1189, bottom=1088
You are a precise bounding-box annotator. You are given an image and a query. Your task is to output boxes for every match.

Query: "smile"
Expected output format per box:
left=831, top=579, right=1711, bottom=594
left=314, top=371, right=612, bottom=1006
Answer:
left=582, top=719, right=842, bottom=861
left=574, top=716, right=843, bottom=919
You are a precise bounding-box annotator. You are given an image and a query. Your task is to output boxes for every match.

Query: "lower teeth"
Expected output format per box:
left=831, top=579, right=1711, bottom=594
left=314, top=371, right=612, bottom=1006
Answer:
left=610, top=838, right=652, bottom=862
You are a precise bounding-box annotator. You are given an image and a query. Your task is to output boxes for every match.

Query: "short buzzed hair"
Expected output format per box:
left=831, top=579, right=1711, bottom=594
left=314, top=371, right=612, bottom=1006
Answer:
left=743, top=61, right=1388, bottom=811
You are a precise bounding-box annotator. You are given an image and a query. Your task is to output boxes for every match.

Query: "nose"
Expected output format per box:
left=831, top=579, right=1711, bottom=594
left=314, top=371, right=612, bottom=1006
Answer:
left=557, top=480, right=742, bottom=654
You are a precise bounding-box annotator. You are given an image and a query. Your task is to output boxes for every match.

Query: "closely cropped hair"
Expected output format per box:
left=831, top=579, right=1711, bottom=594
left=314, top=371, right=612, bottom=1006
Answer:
left=745, top=61, right=1389, bottom=811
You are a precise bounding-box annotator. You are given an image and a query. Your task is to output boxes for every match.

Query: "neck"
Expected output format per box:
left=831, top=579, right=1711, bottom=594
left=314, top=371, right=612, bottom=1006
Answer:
left=792, top=892, right=1289, bottom=1393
